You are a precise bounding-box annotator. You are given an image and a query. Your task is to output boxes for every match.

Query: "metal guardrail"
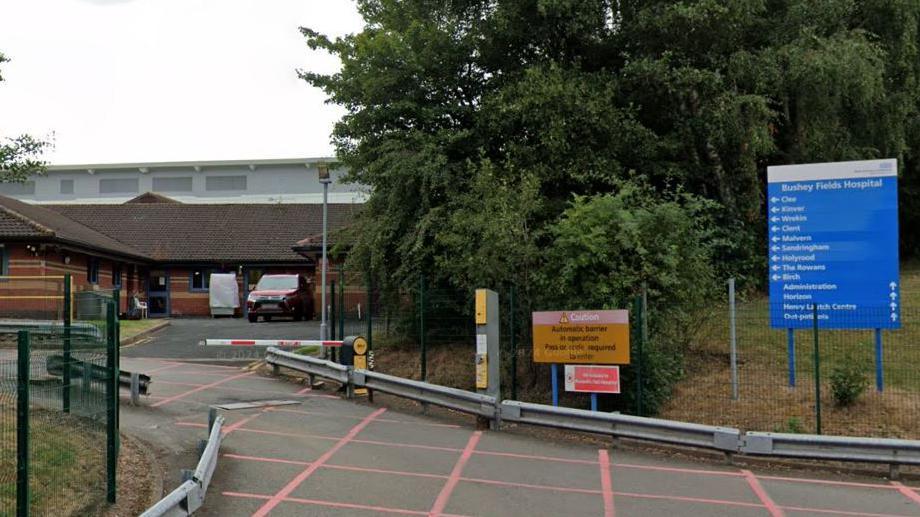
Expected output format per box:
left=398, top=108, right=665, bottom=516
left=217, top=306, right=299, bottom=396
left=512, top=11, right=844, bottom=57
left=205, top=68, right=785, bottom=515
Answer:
left=742, top=431, right=920, bottom=465
left=140, top=413, right=225, bottom=517
left=264, top=347, right=920, bottom=472
left=265, top=347, right=350, bottom=384
left=500, top=400, right=741, bottom=452
left=0, top=319, right=102, bottom=339
left=355, top=369, right=497, bottom=419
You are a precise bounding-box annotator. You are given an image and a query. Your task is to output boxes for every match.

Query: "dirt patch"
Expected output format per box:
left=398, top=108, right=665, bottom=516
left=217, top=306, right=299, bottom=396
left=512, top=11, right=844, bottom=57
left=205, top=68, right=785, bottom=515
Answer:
left=101, top=433, right=161, bottom=517
left=661, top=345, right=920, bottom=438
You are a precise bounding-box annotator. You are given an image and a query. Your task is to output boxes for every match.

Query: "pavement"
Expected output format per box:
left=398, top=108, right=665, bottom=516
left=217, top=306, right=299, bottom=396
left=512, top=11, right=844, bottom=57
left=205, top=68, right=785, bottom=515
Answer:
left=122, top=317, right=322, bottom=360
left=120, top=348, right=920, bottom=517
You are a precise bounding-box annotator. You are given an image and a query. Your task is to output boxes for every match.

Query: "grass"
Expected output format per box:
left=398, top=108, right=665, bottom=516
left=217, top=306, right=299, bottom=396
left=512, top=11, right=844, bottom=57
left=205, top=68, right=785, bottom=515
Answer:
left=659, top=263, right=920, bottom=438
left=0, top=407, right=105, bottom=516
left=294, top=345, right=321, bottom=357
left=119, top=319, right=166, bottom=343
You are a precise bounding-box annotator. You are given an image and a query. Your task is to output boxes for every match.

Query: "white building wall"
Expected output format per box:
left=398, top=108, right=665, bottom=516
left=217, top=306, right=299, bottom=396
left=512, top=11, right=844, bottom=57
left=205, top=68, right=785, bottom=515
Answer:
left=2, top=158, right=366, bottom=204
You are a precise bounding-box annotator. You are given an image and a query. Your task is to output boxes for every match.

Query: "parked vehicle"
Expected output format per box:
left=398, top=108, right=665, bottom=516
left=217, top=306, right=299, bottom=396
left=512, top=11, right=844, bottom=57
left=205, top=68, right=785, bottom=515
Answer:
left=246, top=274, right=313, bottom=322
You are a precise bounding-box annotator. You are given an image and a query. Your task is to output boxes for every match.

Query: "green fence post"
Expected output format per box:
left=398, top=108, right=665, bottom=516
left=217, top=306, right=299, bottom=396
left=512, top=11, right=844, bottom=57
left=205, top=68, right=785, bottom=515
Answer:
left=338, top=264, right=345, bottom=339
left=17, top=330, right=30, bottom=517
left=366, top=271, right=374, bottom=402
left=813, top=304, right=822, bottom=435
left=62, top=274, right=72, bottom=413
left=105, top=301, right=117, bottom=503
left=419, top=274, right=426, bottom=382
left=365, top=272, right=373, bottom=352
left=330, top=279, right=336, bottom=341
left=510, top=286, right=517, bottom=401
left=113, top=288, right=121, bottom=456
left=634, top=295, right=644, bottom=417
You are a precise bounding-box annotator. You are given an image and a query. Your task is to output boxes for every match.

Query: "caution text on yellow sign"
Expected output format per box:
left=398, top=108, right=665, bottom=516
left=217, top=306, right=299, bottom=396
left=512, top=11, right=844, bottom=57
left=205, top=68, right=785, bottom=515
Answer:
left=532, top=310, right=630, bottom=364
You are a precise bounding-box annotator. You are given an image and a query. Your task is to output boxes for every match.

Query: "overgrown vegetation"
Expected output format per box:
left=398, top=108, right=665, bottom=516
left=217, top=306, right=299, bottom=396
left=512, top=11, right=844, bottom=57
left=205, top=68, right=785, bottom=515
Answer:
left=302, top=1, right=920, bottom=415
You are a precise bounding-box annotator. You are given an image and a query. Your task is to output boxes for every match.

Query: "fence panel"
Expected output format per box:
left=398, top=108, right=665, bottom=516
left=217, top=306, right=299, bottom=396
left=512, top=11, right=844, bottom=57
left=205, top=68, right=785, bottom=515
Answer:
left=661, top=285, right=920, bottom=439
left=0, top=276, right=118, bottom=515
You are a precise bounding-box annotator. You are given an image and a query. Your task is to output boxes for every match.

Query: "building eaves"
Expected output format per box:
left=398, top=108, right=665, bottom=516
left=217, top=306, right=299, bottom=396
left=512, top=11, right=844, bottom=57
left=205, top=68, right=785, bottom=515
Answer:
left=47, top=157, right=338, bottom=173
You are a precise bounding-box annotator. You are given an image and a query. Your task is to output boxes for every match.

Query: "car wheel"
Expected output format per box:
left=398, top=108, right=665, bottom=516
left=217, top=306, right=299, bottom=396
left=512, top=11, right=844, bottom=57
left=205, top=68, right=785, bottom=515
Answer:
left=248, top=314, right=257, bottom=323
left=294, top=305, right=304, bottom=321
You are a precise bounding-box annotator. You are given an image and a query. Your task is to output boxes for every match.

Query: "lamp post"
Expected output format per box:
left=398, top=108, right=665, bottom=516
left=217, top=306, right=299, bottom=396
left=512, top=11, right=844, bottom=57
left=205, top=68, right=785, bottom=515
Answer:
left=318, top=163, right=331, bottom=341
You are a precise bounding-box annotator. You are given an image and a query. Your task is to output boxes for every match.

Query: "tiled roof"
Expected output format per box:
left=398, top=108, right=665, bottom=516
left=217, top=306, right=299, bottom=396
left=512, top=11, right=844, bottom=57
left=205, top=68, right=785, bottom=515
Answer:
left=125, top=192, right=182, bottom=204
left=0, top=194, right=149, bottom=259
left=49, top=202, right=359, bottom=262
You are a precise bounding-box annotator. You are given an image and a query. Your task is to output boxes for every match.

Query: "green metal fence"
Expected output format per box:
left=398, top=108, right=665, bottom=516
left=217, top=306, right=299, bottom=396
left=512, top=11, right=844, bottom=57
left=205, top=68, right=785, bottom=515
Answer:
left=666, top=297, right=920, bottom=439
left=0, top=275, right=119, bottom=517
left=335, top=272, right=920, bottom=440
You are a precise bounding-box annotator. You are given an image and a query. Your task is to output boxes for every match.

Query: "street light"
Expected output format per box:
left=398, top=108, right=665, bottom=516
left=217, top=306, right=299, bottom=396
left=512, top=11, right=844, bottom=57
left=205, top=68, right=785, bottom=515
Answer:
left=318, top=163, right=331, bottom=341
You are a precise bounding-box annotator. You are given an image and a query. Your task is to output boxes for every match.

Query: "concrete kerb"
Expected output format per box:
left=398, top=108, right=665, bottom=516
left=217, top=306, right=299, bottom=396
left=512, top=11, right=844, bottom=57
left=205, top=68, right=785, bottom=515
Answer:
left=121, top=320, right=171, bottom=347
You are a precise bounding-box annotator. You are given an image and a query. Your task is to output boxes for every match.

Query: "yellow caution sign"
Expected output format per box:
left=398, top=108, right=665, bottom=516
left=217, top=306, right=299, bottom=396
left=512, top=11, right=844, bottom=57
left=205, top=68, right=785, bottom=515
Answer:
left=532, top=310, right=630, bottom=364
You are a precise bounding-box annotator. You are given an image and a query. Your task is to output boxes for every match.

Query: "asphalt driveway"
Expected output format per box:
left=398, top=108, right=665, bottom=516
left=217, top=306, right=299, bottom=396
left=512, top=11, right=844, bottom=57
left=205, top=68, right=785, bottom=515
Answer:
left=122, top=356, right=920, bottom=517
left=122, top=317, right=322, bottom=360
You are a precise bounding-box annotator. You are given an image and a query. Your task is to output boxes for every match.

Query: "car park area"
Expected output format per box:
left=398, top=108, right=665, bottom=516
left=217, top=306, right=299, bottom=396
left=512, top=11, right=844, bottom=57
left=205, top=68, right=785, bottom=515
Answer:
left=122, top=318, right=321, bottom=360
left=122, top=354, right=920, bottom=517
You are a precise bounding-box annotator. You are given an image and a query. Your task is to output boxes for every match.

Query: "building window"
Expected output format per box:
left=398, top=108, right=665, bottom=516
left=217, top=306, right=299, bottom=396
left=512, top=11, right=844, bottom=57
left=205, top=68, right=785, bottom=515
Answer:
left=87, top=257, right=99, bottom=284
left=0, top=245, right=7, bottom=276
left=205, top=175, right=247, bottom=191
left=99, top=178, right=139, bottom=194
left=60, top=179, right=74, bottom=194
left=153, top=177, right=193, bottom=192
left=113, top=263, right=122, bottom=288
left=0, top=181, right=36, bottom=196
left=190, top=268, right=210, bottom=291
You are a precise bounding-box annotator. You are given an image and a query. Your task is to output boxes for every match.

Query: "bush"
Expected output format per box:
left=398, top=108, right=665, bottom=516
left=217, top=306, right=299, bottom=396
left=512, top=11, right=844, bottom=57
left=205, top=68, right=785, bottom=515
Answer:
left=773, top=417, right=805, bottom=434
left=830, top=359, right=868, bottom=407
left=536, top=180, right=721, bottom=415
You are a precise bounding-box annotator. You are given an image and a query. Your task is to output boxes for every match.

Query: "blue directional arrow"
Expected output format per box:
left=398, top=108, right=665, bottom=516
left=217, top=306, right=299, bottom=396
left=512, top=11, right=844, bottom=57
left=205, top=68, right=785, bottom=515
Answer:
left=768, top=159, right=900, bottom=330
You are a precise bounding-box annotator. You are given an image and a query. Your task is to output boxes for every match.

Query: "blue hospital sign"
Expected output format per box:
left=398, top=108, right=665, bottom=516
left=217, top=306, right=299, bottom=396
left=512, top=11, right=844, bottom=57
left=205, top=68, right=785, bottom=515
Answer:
left=768, top=159, right=900, bottom=329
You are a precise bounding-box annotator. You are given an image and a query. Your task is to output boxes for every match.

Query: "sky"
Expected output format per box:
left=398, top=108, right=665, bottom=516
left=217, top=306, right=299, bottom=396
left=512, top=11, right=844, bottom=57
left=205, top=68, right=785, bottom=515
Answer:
left=0, top=0, right=364, bottom=165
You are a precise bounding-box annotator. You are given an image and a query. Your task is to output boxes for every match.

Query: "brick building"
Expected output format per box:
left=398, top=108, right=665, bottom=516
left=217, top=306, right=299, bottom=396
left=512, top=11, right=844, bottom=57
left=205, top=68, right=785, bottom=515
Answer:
left=0, top=192, right=358, bottom=318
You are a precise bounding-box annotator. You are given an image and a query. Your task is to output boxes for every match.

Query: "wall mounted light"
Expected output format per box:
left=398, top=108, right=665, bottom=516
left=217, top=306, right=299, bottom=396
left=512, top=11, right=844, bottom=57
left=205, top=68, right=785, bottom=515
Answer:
left=64, top=255, right=71, bottom=265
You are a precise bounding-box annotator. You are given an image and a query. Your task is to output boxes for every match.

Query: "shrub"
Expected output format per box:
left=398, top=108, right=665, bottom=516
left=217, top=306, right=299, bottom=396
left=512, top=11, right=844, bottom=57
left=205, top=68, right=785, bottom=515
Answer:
left=774, top=417, right=805, bottom=434
left=830, top=359, right=868, bottom=407
left=536, top=180, right=721, bottom=415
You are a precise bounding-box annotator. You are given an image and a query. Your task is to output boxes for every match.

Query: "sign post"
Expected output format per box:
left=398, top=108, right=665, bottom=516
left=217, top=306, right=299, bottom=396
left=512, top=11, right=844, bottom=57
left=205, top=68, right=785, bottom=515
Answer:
left=475, top=289, right=500, bottom=428
left=533, top=310, right=629, bottom=410
left=767, top=159, right=900, bottom=391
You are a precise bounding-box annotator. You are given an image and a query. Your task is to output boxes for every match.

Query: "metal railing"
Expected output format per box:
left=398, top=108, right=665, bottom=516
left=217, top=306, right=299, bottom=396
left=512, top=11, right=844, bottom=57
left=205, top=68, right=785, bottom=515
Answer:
left=356, top=369, right=497, bottom=419
left=264, top=346, right=920, bottom=475
left=500, top=400, right=740, bottom=452
left=265, top=348, right=350, bottom=384
left=742, top=431, right=920, bottom=466
left=140, top=412, right=225, bottom=517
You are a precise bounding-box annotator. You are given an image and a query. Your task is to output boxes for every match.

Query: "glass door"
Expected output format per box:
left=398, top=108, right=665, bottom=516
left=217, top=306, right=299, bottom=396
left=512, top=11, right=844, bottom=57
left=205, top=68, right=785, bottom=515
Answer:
left=147, top=269, right=170, bottom=317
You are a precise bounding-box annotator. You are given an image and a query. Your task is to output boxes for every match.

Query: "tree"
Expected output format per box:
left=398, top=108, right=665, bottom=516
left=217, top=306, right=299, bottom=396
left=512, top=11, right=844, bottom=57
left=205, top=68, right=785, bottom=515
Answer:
left=302, top=0, right=920, bottom=292
left=0, top=52, right=48, bottom=182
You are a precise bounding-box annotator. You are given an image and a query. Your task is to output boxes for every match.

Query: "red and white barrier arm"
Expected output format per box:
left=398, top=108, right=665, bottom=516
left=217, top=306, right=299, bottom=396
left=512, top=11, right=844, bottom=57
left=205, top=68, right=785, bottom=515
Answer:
left=201, top=339, right=343, bottom=347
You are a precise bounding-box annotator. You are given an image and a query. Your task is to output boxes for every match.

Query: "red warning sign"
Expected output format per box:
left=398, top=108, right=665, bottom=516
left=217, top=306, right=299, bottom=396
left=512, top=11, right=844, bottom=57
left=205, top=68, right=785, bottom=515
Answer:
left=564, top=365, right=620, bottom=393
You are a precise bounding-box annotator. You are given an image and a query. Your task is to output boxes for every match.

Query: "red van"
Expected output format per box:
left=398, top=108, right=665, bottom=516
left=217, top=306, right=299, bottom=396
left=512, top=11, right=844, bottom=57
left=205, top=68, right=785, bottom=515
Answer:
left=246, top=274, right=314, bottom=322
